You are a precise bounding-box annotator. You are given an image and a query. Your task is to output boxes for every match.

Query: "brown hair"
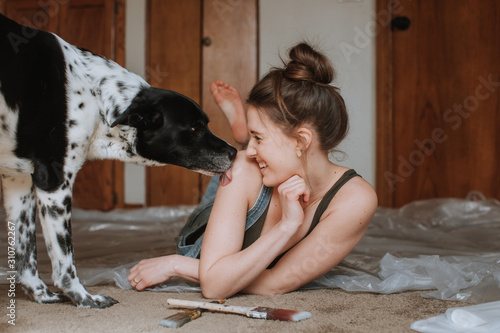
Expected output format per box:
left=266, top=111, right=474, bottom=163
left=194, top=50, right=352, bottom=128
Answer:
left=247, top=42, right=348, bottom=153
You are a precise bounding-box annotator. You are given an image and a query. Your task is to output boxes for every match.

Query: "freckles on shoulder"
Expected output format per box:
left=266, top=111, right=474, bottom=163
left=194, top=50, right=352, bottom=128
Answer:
left=230, top=151, right=261, bottom=179
left=221, top=151, right=263, bottom=202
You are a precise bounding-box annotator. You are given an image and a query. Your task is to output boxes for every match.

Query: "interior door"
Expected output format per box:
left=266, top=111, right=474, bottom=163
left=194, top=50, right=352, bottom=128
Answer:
left=146, top=0, right=258, bottom=206
left=376, top=0, right=500, bottom=207
left=0, top=0, right=58, bottom=32
left=146, top=0, right=203, bottom=206
left=58, top=0, right=125, bottom=210
left=200, top=0, right=258, bottom=193
left=1, top=0, right=125, bottom=210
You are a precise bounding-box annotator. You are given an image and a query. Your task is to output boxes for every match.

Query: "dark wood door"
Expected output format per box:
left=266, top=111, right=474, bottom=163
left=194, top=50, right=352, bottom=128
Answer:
left=59, top=0, right=125, bottom=210
left=376, top=0, right=500, bottom=207
left=199, top=0, right=258, bottom=195
left=146, top=0, right=258, bottom=206
left=1, top=0, right=125, bottom=210
left=146, top=0, right=203, bottom=206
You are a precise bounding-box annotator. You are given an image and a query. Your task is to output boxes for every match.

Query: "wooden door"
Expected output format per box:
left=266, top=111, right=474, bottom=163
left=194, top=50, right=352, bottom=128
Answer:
left=376, top=0, right=500, bottom=207
left=146, top=0, right=258, bottom=206
left=1, top=0, right=125, bottom=210
left=59, top=0, right=125, bottom=210
left=146, top=0, right=203, bottom=206
left=200, top=0, right=258, bottom=193
left=0, top=0, right=58, bottom=32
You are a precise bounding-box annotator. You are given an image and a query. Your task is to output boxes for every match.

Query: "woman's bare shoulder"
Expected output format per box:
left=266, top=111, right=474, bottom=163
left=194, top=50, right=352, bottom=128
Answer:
left=323, top=173, right=378, bottom=226
left=217, top=151, right=263, bottom=204
left=230, top=151, right=262, bottom=181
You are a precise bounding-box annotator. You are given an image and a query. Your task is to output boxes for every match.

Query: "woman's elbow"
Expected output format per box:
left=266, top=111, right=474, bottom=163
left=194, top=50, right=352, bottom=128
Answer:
left=252, top=288, right=285, bottom=296
left=199, top=273, right=235, bottom=299
left=200, top=281, right=234, bottom=300
left=241, top=280, right=291, bottom=296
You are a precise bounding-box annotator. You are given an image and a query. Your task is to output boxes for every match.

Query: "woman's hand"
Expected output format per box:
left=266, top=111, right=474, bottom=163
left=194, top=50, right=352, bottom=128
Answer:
left=128, top=255, right=178, bottom=291
left=277, top=175, right=310, bottom=233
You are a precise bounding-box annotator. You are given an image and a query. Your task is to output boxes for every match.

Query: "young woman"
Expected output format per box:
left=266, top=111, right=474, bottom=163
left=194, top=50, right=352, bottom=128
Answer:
left=128, top=42, right=377, bottom=299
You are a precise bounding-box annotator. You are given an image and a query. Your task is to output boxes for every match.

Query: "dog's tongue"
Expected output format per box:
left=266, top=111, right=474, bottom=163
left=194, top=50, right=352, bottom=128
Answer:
left=219, top=169, right=232, bottom=187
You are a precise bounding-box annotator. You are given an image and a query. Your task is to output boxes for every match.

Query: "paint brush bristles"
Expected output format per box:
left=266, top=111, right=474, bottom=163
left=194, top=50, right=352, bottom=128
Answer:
left=167, top=299, right=312, bottom=322
left=159, top=309, right=202, bottom=328
left=159, top=300, right=225, bottom=328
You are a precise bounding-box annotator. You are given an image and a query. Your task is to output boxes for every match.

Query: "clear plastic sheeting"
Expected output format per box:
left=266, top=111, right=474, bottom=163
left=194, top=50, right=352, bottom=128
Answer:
left=1, top=193, right=499, bottom=302
left=411, top=301, right=500, bottom=332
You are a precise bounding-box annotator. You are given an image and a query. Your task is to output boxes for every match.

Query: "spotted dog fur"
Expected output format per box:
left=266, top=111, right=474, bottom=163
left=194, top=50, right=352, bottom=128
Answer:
left=0, top=14, right=236, bottom=308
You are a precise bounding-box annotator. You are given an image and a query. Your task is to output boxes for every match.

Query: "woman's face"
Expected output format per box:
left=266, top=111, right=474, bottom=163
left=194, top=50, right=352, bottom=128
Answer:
left=246, top=106, right=301, bottom=187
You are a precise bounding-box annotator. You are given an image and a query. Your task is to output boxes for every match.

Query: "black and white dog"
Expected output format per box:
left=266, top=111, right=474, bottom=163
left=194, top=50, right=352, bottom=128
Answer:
left=0, top=14, right=236, bottom=308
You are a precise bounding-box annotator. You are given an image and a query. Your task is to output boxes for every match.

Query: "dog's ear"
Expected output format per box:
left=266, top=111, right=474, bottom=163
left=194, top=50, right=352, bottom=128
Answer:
left=111, top=105, right=163, bottom=129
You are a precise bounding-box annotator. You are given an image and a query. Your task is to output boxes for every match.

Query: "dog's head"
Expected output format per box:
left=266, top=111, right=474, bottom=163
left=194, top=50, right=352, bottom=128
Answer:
left=111, top=87, right=237, bottom=175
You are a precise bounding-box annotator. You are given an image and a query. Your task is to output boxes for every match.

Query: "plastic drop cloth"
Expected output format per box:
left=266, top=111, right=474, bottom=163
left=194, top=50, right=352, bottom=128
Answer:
left=411, top=300, right=500, bottom=332
left=1, top=192, right=499, bottom=303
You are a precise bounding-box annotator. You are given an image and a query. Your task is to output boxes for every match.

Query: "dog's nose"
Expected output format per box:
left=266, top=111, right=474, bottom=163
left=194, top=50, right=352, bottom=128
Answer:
left=228, top=146, right=237, bottom=161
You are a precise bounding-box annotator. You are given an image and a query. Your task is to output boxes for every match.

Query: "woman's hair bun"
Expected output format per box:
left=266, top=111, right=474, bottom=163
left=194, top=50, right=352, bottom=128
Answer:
left=283, top=43, right=335, bottom=85
left=247, top=41, right=348, bottom=153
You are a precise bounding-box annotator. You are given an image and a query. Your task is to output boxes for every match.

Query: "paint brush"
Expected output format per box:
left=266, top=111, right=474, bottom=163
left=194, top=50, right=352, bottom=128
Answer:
left=159, top=300, right=225, bottom=328
left=167, top=298, right=312, bottom=322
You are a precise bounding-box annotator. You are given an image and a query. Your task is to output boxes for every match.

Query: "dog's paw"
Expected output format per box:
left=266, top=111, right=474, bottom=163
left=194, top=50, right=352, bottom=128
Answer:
left=70, top=292, right=119, bottom=309
left=40, top=291, right=71, bottom=304
left=23, top=285, right=70, bottom=304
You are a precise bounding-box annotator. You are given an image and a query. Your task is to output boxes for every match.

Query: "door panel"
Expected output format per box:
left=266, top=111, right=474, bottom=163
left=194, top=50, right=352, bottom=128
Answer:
left=376, top=0, right=500, bottom=207
left=146, top=0, right=203, bottom=206
left=1, top=0, right=58, bottom=33
left=59, top=0, right=121, bottom=210
left=200, top=0, right=258, bottom=193
left=146, top=0, right=258, bottom=205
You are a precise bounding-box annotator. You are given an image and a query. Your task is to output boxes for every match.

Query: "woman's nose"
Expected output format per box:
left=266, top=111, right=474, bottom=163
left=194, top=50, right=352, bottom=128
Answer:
left=246, top=144, right=256, bottom=158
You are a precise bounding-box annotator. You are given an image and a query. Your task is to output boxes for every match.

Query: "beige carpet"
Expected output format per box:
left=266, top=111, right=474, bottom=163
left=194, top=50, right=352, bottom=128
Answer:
left=0, top=284, right=465, bottom=332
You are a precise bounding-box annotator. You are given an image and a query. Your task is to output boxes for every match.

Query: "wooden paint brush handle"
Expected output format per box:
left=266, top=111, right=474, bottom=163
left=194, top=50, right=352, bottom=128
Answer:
left=167, top=299, right=250, bottom=316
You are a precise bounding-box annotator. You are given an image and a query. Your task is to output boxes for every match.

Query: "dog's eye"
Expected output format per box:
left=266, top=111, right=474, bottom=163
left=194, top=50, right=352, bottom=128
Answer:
left=189, top=123, right=206, bottom=133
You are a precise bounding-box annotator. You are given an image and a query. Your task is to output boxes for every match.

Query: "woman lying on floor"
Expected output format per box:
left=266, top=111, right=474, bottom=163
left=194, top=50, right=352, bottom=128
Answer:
left=128, top=42, right=377, bottom=299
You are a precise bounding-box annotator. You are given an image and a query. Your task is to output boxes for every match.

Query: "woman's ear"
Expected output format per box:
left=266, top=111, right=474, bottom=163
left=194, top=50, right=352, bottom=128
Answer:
left=296, top=127, right=313, bottom=151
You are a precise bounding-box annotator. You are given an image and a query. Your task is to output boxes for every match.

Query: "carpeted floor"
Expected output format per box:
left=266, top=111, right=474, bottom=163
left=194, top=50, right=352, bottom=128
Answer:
left=0, top=284, right=464, bottom=332
left=2, top=197, right=498, bottom=332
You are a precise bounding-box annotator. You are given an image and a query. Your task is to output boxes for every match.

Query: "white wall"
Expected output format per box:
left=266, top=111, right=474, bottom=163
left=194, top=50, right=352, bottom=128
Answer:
left=124, top=0, right=146, bottom=204
left=259, top=0, right=376, bottom=186
left=123, top=0, right=377, bottom=203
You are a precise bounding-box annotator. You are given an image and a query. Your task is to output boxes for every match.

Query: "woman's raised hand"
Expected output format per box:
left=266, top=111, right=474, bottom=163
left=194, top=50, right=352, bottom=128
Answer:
left=277, top=175, right=310, bottom=233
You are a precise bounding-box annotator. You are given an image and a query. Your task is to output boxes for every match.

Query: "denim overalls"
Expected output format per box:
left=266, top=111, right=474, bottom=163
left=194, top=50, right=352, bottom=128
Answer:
left=176, top=176, right=273, bottom=258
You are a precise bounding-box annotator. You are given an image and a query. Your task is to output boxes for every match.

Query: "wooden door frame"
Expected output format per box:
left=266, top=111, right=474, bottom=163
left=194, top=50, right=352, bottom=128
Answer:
left=375, top=0, right=395, bottom=207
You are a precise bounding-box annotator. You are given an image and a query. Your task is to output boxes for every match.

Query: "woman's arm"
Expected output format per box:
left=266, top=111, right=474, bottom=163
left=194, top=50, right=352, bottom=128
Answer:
left=200, top=172, right=377, bottom=298
left=128, top=152, right=264, bottom=292
left=199, top=155, right=310, bottom=299
left=242, top=177, right=378, bottom=295
left=128, top=254, right=199, bottom=291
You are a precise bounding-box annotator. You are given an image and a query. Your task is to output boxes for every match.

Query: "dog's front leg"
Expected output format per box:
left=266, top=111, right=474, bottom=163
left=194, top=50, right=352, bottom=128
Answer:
left=1, top=174, right=68, bottom=304
left=35, top=185, right=118, bottom=308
